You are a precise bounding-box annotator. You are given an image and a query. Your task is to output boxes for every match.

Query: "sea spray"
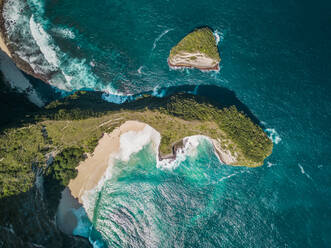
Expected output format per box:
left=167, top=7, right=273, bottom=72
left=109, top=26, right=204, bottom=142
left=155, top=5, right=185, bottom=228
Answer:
left=3, top=0, right=119, bottom=93
left=75, top=125, right=223, bottom=244
left=157, top=135, right=211, bottom=171
left=213, top=30, right=224, bottom=45
left=116, top=125, right=161, bottom=162
left=29, top=15, right=60, bottom=70
left=265, top=128, right=282, bottom=144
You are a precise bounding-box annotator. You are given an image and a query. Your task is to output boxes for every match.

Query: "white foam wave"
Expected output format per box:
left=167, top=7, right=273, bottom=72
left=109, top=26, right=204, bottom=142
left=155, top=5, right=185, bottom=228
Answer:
left=152, top=85, right=167, bottom=98
left=79, top=127, right=213, bottom=221
left=3, top=0, right=54, bottom=75
left=29, top=15, right=60, bottom=70
left=3, top=0, right=25, bottom=33
left=4, top=1, right=119, bottom=93
left=80, top=124, right=161, bottom=219
left=29, top=0, right=45, bottom=15
left=137, top=66, right=143, bottom=74
left=213, top=30, right=224, bottom=45
left=218, top=173, right=237, bottom=182
left=29, top=17, right=115, bottom=92
left=52, top=27, right=76, bottom=39
left=116, top=125, right=161, bottom=162
left=157, top=135, right=210, bottom=171
left=152, top=28, right=174, bottom=50
left=298, top=163, right=312, bottom=179
left=101, top=91, right=132, bottom=104
left=265, top=128, right=282, bottom=144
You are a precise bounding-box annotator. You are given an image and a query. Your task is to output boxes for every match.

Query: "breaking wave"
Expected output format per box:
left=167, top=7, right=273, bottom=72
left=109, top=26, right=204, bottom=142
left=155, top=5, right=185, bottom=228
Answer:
left=152, top=28, right=174, bottom=50
left=3, top=0, right=118, bottom=93
left=72, top=124, right=222, bottom=246
left=265, top=128, right=282, bottom=144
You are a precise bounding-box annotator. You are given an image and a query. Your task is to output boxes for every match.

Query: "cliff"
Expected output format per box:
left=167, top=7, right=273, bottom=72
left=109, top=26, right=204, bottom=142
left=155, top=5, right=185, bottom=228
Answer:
left=168, top=27, right=221, bottom=71
left=0, top=89, right=272, bottom=246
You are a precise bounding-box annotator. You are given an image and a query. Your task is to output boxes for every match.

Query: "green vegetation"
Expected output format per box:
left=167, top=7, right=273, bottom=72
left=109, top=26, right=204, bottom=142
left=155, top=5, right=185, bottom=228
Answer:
left=44, top=147, right=85, bottom=215
left=0, top=125, right=47, bottom=198
left=46, top=147, right=84, bottom=186
left=169, top=27, right=220, bottom=61
left=0, top=91, right=272, bottom=203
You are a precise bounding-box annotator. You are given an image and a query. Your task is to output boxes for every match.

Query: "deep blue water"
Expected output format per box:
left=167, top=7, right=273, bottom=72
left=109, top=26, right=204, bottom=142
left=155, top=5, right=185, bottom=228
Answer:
left=3, top=0, right=331, bottom=247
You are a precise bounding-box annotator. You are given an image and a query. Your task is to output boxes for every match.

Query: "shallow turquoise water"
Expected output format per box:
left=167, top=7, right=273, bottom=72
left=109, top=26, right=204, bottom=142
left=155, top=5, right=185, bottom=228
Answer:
left=3, top=0, right=331, bottom=246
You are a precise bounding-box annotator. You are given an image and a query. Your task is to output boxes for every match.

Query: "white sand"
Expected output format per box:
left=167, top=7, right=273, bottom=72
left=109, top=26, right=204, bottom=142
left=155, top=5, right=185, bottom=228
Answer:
left=169, top=52, right=219, bottom=69
left=0, top=4, right=11, bottom=58
left=0, top=34, right=11, bottom=58
left=57, top=121, right=149, bottom=234
left=57, top=121, right=236, bottom=234
left=68, top=120, right=148, bottom=203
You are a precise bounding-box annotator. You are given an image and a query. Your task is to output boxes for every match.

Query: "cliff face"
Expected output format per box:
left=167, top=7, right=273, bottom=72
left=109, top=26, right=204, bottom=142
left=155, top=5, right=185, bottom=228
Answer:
left=168, top=27, right=221, bottom=71
left=0, top=74, right=90, bottom=247
left=0, top=185, right=91, bottom=248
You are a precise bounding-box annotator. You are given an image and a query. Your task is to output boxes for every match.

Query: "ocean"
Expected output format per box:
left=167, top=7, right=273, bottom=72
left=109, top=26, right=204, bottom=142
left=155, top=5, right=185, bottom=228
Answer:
left=2, top=0, right=331, bottom=247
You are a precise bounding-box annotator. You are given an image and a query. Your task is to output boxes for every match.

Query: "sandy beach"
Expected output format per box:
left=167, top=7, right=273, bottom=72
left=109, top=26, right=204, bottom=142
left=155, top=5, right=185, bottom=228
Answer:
left=0, top=34, right=10, bottom=57
left=0, top=0, right=11, bottom=57
left=68, top=120, right=148, bottom=202
left=57, top=120, right=148, bottom=234
left=56, top=120, right=234, bottom=235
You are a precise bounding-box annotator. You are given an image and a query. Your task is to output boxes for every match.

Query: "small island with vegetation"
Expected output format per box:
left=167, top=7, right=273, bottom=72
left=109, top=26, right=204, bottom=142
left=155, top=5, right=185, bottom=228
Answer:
left=168, top=27, right=221, bottom=71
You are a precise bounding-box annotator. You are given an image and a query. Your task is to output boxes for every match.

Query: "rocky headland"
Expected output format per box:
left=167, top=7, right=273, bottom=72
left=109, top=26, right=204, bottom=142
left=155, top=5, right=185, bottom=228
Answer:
left=168, top=27, right=221, bottom=71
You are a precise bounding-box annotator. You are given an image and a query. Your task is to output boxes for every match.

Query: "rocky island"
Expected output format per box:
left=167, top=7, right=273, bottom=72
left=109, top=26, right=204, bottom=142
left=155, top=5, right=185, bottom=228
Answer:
left=168, top=27, right=221, bottom=71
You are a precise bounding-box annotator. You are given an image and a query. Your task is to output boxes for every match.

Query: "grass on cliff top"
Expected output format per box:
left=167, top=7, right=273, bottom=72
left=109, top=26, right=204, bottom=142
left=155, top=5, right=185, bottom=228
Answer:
left=170, top=27, right=220, bottom=61
left=0, top=91, right=272, bottom=199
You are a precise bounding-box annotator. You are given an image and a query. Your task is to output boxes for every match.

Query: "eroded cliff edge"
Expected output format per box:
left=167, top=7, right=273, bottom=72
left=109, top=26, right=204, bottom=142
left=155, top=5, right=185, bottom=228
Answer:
left=0, top=86, right=273, bottom=246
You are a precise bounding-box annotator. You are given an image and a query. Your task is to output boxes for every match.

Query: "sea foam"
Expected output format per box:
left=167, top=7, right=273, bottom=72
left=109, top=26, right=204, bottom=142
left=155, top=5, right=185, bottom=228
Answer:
left=152, top=28, right=174, bottom=50
left=78, top=125, right=213, bottom=224
left=157, top=135, right=211, bottom=171
left=30, top=15, right=60, bottom=70
left=213, top=30, right=224, bottom=45
left=265, top=128, right=282, bottom=144
left=116, top=125, right=161, bottom=162
left=4, top=0, right=118, bottom=93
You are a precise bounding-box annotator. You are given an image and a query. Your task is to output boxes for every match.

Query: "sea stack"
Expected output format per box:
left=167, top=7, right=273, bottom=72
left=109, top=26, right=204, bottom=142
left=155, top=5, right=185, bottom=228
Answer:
left=168, top=27, right=220, bottom=71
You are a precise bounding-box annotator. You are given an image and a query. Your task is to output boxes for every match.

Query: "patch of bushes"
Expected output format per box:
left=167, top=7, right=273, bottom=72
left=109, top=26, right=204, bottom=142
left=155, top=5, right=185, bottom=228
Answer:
left=44, top=147, right=85, bottom=216
left=170, top=27, right=220, bottom=61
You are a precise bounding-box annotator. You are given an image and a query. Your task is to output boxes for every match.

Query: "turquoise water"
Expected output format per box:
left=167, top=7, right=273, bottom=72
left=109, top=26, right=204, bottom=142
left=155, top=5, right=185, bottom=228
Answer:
left=3, top=0, right=331, bottom=246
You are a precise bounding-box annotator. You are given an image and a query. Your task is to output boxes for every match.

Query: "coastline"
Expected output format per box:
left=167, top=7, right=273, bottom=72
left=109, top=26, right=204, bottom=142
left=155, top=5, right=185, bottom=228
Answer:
left=0, top=0, right=51, bottom=84
left=0, top=0, right=11, bottom=57
left=168, top=58, right=220, bottom=72
left=0, top=0, right=45, bottom=107
left=57, top=120, right=235, bottom=235
left=57, top=121, right=148, bottom=234
left=68, top=120, right=148, bottom=203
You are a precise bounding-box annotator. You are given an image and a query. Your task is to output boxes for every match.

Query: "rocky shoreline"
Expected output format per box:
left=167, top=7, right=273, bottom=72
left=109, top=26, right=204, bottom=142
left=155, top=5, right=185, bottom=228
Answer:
left=0, top=0, right=53, bottom=84
left=168, top=27, right=221, bottom=72
left=158, top=137, right=235, bottom=164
